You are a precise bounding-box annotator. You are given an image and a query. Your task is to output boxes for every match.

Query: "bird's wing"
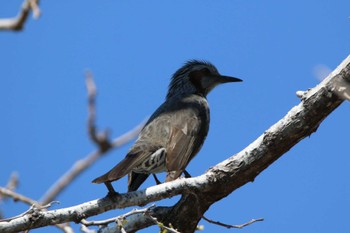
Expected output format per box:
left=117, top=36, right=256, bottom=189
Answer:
left=166, top=120, right=196, bottom=170
left=165, top=107, right=208, bottom=181
left=92, top=103, right=171, bottom=185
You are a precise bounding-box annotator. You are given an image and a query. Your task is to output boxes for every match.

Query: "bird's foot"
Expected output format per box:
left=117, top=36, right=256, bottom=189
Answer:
left=152, top=174, right=162, bottom=185
left=183, top=170, right=192, bottom=178
left=104, top=182, right=120, bottom=199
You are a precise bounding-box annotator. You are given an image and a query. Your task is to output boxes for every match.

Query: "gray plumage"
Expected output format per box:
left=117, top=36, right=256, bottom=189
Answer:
left=92, top=60, right=242, bottom=192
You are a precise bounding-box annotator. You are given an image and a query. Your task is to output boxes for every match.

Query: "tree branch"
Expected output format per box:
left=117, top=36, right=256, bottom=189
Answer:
left=97, top=206, right=170, bottom=233
left=1, top=54, right=349, bottom=233
left=202, top=215, right=264, bottom=229
left=161, top=54, right=349, bottom=233
left=39, top=122, right=144, bottom=205
left=0, top=188, right=74, bottom=232
left=81, top=204, right=156, bottom=226
left=85, top=71, right=113, bottom=152
left=39, top=73, right=145, bottom=204
left=0, top=187, right=39, bottom=208
left=0, top=172, right=19, bottom=203
left=81, top=204, right=181, bottom=233
left=0, top=0, right=40, bottom=31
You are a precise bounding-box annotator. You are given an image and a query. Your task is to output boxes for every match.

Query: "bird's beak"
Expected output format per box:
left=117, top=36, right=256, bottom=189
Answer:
left=217, top=75, right=242, bottom=83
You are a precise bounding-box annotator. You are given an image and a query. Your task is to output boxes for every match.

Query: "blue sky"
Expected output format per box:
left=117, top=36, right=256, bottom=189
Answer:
left=1, top=1, right=350, bottom=232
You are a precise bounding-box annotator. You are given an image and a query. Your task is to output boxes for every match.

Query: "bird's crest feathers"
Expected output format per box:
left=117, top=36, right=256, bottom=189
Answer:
left=166, top=60, right=218, bottom=99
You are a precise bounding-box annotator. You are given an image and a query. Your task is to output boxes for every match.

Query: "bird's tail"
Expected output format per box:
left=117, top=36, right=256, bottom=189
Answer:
left=91, top=156, right=136, bottom=184
left=92, top=173, right=110, bottom=184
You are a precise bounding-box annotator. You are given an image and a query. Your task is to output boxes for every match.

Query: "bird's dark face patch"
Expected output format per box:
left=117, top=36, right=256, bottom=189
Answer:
left=189, top=68, right=211, bottom=93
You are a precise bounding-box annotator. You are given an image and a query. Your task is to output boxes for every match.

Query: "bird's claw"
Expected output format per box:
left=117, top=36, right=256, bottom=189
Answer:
left=104, top=182, right=120, bottom=198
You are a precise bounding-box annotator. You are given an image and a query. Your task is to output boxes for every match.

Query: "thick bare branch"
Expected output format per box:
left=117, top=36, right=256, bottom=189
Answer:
left=0, top=0, right=40, bottom=31
left=0, top=54, right=349, bottom=233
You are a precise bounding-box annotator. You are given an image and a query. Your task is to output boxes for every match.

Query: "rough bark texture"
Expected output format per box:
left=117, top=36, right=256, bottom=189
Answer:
left=0, top=55, right=349, bottom=233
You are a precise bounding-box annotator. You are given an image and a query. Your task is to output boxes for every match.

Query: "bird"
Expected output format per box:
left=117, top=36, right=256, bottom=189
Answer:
left=92, top=60, right=242, bottom=193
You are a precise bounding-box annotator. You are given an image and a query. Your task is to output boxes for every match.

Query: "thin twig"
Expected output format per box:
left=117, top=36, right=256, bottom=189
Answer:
left=116, top=218, right=127, bottom=233
left=0, top=200, right=58, bottom=222
left=39, top=122, right=144, bottom=205
left=6, top=172, right=19, bottom=191
left=86, top=71, right=112, bottom=152
left=0, top=187, right=73, bottom=232
left=39, top=73, right=145, bottom=205
left=81, top=205, right=156, bottom=233
left=184, top=179, right=264, bottom=230
left=0, top=72, right=142, bottom=232
left=202, top=215, right=264, bottom=229
left=81, top=224, right=96, bottom=233
left=56, top=223, right=75, bottom=233
left=81, top=204, right=179, bottom=233
left=81, top=204, right=156, bottom=226
left=0, top=187, right=39, bottom=207
left=0, top=205, right=36, bottom=223
left=0, top=172, right=19, bottom=203
left=0, top=0, right=40, bottom=31
left=28, top=0, right=40, bottom=18
left=144, top=211, right=180, bottom=233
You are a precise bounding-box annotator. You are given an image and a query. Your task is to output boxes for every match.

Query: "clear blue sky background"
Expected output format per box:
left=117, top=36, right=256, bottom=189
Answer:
left=1, top=1, right=350, bottom=232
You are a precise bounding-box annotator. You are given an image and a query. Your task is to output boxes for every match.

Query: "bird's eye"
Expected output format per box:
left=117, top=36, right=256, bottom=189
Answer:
left=201, top=68, right=211, bottom=74
left=189, top=68, right=212, bottom=88
left=189, top=68, right=211, bottom=84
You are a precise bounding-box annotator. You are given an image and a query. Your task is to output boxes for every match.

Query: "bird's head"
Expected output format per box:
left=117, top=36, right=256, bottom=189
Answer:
left=166, top=60, right=242, bottom=99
